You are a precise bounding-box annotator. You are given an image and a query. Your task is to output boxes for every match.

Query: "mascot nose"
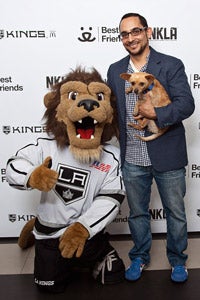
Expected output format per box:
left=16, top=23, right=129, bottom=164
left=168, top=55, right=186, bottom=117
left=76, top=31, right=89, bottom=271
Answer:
left=78, top=99, right=99, bottom=112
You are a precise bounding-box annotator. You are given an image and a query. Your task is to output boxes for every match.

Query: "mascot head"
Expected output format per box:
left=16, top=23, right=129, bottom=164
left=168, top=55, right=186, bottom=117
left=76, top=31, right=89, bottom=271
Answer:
left=43, top=67, right=118, bottom=163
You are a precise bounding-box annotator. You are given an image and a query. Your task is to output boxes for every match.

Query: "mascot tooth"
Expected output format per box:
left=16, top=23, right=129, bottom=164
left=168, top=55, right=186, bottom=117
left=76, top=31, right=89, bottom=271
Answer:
left=6, top=67, right=125, bottom=293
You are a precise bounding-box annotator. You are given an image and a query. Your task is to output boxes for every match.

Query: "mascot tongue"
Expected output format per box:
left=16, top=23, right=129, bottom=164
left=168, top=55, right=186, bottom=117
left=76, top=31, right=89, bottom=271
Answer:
left=77, top=128, right=94, bottom=139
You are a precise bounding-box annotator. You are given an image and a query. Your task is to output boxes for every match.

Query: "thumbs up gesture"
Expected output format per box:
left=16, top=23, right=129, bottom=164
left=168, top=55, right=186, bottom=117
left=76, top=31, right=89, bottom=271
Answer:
left=28, top=156, right=58, bottom=192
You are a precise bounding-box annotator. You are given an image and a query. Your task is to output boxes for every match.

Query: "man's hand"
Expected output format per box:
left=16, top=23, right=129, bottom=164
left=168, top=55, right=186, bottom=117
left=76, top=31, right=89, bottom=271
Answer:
left=59, top=222, right=89, bottom=258
left=134, top=93, right=157, bottom=120
left=28, top=156, right=58, bottom=192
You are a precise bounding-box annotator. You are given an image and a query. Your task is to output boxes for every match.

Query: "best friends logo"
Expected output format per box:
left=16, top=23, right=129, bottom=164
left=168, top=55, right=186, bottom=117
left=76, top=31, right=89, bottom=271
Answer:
left=77, top=26, right=178, bottom=43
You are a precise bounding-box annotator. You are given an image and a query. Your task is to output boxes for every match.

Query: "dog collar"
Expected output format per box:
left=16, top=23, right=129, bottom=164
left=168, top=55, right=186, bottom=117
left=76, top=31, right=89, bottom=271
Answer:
left=143, top=82, right=154, bottom=94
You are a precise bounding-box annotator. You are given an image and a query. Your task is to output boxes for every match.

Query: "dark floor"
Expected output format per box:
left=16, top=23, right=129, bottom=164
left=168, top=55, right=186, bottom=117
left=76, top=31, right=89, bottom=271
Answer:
left=1, top=269, right=200, bottom=300
left=1, top=234, right=200, bottom=299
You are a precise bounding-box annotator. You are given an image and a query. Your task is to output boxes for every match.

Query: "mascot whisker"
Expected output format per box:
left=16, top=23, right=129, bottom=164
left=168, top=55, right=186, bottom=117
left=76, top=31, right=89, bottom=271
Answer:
left=6, top=67, right=125, bottom=293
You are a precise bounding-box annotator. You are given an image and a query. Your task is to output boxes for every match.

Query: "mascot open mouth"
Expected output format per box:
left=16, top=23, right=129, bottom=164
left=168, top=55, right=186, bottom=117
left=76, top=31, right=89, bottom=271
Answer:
left=75, top=117, right=98, bottom=139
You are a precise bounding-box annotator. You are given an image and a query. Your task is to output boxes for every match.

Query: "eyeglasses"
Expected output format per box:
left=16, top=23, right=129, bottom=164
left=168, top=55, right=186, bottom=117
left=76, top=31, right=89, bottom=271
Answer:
left=120, top=27, right=147, bottom=40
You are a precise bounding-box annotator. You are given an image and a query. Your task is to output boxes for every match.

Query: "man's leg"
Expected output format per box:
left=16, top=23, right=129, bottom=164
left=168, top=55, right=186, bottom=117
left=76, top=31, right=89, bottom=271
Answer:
left=154, top=167, right=188, bottom=282
left=122, top=161, right=153, bottom=265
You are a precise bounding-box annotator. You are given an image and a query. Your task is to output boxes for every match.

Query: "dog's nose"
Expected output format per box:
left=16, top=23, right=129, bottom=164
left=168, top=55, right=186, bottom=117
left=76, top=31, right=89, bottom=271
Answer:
left=134, top=89, right=139, bottom=94
left=78, top=99, right=99, bottom=112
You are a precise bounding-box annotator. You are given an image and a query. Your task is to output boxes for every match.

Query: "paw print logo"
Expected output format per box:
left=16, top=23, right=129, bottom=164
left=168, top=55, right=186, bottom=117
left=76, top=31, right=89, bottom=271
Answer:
left=78, top=27, right=96, bottom=42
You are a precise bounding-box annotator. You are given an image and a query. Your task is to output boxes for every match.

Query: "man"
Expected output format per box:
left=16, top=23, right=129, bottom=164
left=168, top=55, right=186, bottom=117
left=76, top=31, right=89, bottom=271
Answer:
left=107, top=13, right=195, bottom=282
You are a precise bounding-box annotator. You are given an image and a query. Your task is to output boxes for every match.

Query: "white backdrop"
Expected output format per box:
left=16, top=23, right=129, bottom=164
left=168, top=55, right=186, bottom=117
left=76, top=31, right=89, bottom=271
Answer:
left=1, top=0, right=200, bottom=236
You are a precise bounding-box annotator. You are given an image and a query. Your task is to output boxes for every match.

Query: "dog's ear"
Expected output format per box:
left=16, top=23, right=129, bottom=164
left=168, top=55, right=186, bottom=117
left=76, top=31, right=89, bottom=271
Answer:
left=145, top=74, right=155, bottom=84
left=120, top=73, right=132, bottom=81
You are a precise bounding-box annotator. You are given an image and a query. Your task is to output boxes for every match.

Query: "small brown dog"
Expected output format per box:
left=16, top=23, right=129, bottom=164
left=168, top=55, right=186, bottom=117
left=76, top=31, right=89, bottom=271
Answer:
left=120, top=72, right=171, bottom=141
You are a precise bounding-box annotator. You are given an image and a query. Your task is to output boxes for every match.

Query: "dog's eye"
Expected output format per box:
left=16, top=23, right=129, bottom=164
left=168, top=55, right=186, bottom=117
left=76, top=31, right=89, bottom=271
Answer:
left=139, top=82, right=145, bottom=87
left=96, top=92, right=104, bottom=101
left=68, top=91, right=78, bottom=100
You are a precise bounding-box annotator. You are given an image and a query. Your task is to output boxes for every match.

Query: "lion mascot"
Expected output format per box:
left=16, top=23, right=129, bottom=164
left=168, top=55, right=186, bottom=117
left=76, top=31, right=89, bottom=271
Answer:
left=6, top=67, right=125, bottom=293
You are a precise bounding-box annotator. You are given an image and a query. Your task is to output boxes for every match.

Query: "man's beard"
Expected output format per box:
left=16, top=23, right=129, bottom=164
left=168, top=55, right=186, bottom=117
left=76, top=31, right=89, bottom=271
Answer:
left=126, top=41, right=148, bottom=57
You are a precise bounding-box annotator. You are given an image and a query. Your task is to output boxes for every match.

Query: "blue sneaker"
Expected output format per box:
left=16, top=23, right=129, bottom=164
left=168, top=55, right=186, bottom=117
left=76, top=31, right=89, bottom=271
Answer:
left=125, top=257, right=145, bottom=281
left=171, top=265, right=188, bottom=282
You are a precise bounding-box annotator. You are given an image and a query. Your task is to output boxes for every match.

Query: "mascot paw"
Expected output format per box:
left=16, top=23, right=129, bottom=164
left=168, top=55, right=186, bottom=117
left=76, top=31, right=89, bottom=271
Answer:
left=28, top=156, right=58, bottom=192
left=59, top=222, right=89, bottom=258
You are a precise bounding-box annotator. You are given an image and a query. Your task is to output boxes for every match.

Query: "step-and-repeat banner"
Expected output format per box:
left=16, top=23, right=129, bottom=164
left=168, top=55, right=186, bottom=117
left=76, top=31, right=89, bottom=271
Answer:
left=1, top=0, right=200, bottom=236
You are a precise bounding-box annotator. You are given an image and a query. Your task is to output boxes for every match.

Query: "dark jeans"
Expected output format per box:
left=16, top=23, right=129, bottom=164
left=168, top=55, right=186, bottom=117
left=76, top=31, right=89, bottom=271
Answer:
left=122, top=161, right=188, bottom=267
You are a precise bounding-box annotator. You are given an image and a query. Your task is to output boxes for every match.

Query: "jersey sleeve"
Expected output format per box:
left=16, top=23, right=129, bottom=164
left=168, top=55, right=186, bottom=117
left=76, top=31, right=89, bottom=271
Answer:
left=6, top=138, right=45, bottom=190
left=77, top=146, right=125, bottom=238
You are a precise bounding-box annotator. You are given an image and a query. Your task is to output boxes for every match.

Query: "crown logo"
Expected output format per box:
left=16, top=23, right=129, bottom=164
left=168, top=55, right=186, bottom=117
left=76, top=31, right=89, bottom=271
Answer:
left=63, top=189, right=74, bottom=200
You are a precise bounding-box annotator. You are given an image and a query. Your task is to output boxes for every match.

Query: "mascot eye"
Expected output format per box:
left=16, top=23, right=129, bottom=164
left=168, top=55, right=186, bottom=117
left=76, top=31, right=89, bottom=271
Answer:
left=96, top=92, right=104, bottom=101
left=68, top=91, right=78, bottom=100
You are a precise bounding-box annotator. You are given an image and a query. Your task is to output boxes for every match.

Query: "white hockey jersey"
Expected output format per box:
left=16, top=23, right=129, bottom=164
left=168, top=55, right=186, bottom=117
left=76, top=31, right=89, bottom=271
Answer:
left=6, top=136, right=125, bottom=239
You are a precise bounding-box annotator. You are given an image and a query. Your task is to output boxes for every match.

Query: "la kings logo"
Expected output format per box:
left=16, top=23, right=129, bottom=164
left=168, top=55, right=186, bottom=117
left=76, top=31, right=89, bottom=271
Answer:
left=54, top=164, right=90, bottom=205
